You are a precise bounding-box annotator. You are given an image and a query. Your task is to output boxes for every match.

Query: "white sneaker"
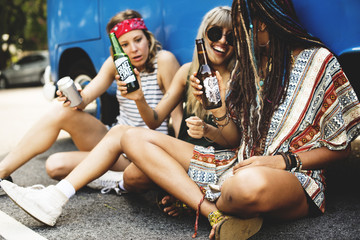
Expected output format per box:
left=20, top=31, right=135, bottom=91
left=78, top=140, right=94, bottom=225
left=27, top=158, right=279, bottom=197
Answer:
left=0, top=176, right=13, bottom=196
left=0, top=180, right=68, bottom=226
left=87, top=170, right=126, bottom=195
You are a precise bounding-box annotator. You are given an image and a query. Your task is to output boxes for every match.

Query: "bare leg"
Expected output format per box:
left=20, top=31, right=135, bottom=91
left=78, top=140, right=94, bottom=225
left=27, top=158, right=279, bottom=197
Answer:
left=0, top=103, right=108, bottom=179
left=63, top=125, right=132, bottom=191
left=46, top=151, right=89, bottom=180
left=45, top=150, right=131, bottom=181
left=110, top=154, right=131, bottom=171
left=217, top=166, right=309, bottom=220
left=121, top=128, right=218, bottom=216
left=123, top=163, right=157, bottom=193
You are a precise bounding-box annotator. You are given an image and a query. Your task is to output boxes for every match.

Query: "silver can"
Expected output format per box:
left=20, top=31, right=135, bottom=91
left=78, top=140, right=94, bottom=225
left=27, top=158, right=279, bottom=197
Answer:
left=57, top=77, right=82, bottom=107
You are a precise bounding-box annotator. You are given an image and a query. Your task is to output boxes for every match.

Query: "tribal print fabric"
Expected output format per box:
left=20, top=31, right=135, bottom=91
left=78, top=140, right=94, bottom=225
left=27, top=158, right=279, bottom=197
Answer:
left=188, top=47, right=360, bottom=212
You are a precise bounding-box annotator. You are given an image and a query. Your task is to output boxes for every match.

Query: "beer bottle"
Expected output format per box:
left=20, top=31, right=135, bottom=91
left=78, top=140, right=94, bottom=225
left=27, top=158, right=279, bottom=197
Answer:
left=195, top=38, right=222, bottom=110
left=109, top=32, right=139, bottom=93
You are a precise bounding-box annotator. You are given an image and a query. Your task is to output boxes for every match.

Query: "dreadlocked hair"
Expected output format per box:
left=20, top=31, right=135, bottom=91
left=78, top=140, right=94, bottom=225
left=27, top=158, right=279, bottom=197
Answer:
left=229, top=0, right=325, bottom=156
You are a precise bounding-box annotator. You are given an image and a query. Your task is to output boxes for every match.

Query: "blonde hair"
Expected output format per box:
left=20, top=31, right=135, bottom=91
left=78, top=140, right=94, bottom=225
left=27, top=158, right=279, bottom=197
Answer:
left=106, top=9, right=161, bottom=73
left=186, top=6, right=234, bottom=119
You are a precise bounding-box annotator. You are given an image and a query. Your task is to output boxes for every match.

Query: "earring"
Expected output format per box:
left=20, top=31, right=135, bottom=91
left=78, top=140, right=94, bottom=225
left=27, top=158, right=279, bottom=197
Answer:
left=259, top=40, right=270, bottom=47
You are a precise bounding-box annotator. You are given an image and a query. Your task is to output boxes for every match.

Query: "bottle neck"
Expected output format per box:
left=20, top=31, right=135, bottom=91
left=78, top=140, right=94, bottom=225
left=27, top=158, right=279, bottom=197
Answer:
left=109, top=32, right=124, bottom=56
left=196, top=39, right=209, bottom=66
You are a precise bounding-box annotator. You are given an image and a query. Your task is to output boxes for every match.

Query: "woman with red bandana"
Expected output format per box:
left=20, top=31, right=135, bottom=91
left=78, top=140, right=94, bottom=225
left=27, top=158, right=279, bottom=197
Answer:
left=0, top=6, right=236, bottom=228
left=0, top=10, right=181, bottom=191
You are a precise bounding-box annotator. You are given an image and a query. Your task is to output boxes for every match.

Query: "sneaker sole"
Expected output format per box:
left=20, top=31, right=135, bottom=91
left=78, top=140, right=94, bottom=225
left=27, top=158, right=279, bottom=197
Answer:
left=1, top=182, right=56, bottom=226
left=215, top=216, right=263, bottom=240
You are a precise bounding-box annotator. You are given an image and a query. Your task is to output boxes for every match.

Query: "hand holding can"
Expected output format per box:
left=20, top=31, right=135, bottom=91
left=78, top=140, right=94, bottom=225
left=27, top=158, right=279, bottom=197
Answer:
left=57, top=77, right=82, bottom=107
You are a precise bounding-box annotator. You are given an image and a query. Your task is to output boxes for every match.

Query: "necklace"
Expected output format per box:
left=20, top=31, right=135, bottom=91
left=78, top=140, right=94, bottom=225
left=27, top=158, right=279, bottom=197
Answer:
left=259, top=79, right=264, bottom=87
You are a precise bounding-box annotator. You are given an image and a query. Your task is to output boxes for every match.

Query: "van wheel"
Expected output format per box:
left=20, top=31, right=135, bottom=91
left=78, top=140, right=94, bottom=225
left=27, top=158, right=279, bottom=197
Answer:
left=73, top=74, right=92, bottom=89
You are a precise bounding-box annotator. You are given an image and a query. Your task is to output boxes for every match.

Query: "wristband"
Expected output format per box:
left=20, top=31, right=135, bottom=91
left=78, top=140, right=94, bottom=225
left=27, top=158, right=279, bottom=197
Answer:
left=278, top=152, right=291, bottom=170
left=213, top=111, right=228, bottom=122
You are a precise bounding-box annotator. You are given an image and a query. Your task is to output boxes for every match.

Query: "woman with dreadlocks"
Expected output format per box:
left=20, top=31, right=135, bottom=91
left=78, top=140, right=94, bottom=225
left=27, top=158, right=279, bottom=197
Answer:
left=2, top=0, right=360, bottom=239
left=121, top=0, right=359, bottom=238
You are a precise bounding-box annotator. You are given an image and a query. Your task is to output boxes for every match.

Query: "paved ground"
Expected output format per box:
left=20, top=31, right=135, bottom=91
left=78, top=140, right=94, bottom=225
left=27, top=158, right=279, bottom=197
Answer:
left=0, top=86, right=359, bottom=239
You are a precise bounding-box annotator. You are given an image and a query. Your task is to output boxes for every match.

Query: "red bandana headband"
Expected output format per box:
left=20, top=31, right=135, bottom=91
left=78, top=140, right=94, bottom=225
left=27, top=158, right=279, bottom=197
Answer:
left=110, top=18, right=148, bottom=38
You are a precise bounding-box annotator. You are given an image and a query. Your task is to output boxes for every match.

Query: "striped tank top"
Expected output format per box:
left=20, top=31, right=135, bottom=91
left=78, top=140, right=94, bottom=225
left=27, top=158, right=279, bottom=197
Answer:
left=116, top=53, right=168, bottom=134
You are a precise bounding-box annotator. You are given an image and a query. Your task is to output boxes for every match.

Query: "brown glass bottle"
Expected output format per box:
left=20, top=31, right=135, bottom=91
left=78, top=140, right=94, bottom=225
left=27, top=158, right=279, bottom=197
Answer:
left=195, top=38, right=222, bottom=110
left=109, top=32, right=139, bottom=93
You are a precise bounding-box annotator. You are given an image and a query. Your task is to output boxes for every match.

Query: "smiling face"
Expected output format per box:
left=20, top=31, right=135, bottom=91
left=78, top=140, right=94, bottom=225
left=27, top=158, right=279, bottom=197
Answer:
left=204, top=25, right=234, bottom=68
left=118, top=29, right=150, bottom=71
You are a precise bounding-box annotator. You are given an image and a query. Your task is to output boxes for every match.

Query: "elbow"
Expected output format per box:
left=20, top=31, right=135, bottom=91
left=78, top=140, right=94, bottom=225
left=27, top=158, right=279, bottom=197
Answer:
left=147, top=122, right=160, bottom=130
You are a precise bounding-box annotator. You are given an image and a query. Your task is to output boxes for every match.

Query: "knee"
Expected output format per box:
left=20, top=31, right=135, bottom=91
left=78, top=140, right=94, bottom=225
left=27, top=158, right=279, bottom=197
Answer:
left=121, top=128, right=151, bottom=154
left=221, top=168, right=268, bottom=207
left=45, top=153, right=69, bottom=180
left=121, top=128, right=139, bottom=145
left=107, top=125, right=130, bottom=139
left=50, top=104, right=73, bottom=121
left=42, top=104, right=75, bottom=130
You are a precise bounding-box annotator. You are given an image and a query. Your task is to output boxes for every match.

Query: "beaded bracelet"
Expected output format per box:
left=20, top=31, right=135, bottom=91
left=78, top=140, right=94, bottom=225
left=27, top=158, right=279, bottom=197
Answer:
left=208, top=210, right=226, bottom=227
left=213, top=113, right=230, bottom=127
left=213, top=111, right=228, bottom=122
left=293, top=153, right=303, bottom=172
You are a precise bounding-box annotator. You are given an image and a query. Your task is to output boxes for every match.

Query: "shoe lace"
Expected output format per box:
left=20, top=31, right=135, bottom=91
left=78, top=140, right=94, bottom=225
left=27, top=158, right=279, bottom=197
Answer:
left=98, top=180, right=121, bottom=195
left=28, top=184, right=46, bottom=190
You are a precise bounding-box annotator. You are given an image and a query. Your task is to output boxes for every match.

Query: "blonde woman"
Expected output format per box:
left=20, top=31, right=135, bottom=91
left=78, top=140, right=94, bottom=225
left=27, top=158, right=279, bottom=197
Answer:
left=0, top=7, right=236, bottom=228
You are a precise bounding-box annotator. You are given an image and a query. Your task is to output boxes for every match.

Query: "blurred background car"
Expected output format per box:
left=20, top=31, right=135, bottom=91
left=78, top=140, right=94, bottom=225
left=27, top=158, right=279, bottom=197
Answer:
left=0, top=51, right=49, bottom=89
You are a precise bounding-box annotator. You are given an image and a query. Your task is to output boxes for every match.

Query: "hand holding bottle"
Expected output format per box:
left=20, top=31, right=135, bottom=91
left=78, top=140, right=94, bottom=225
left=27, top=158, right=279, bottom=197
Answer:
left=109, top=32, right=139, bottom=93
left=189, top=70, right=227, bottom=115
left=195, top=38, right=222, bottom=110
left=115, top=68, right=143, bottom=101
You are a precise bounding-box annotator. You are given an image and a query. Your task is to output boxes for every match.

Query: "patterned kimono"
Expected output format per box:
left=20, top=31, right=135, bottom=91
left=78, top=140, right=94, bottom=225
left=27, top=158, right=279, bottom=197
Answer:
left=188, top=47, right=360, bottom=213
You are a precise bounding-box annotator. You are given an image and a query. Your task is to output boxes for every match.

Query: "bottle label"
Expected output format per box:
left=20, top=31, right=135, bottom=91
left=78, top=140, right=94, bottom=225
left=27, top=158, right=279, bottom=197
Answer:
left=115, top=57, right=136, bottom=84
left=203, top=76, right=221, bottom=104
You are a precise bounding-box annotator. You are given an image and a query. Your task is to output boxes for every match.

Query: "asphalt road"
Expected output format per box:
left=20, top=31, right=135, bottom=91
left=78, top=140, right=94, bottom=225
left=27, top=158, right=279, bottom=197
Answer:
left=0, top=86, right=359, bottom=240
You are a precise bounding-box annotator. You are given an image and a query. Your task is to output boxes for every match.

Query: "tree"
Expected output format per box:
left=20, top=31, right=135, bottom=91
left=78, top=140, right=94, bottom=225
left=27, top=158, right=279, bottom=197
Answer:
left=0, top=0, right=47, bottom=70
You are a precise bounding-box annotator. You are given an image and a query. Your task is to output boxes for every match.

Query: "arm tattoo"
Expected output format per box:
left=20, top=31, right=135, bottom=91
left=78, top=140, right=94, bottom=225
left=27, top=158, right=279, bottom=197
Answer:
left=153, top=109, right=159, bottom=121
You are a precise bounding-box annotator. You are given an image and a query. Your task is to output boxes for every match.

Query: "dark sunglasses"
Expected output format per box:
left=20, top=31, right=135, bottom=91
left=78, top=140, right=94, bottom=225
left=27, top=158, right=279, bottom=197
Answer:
left=206, top=26, right=233, bottom=46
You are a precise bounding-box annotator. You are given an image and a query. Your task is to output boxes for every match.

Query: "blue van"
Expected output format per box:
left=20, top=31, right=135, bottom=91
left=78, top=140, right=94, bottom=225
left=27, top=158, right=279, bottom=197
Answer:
left=46, top=0, right=360, bottom=124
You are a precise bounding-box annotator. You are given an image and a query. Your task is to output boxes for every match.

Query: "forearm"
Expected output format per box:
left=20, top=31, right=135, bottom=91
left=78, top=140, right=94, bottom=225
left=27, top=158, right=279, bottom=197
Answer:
left=203, top=123, right=239, bottom=148
left=296, top=145, right=351, bottom=170
left=135, top=96, right=173, bottom=130
left=80, top=57, right=114, bottom=107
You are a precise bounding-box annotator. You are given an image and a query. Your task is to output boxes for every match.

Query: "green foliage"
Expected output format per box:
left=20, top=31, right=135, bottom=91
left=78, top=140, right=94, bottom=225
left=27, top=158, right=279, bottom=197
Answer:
left=0, top=0, right=47, bottom=69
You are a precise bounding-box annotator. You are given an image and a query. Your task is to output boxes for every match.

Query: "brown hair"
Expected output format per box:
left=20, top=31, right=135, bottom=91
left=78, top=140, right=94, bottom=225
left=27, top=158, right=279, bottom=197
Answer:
left=106, top=9, right=161, bottom=73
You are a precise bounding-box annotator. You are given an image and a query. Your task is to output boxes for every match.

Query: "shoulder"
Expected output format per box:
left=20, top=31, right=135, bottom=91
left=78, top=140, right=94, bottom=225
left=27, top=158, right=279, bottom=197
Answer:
left=170, top=62, right=193, bottom=86
left=157, top=50, right=178, bottom=64
left=178, top=62, right=192, bottom=74
left=310, top=47, right=335, bottom=60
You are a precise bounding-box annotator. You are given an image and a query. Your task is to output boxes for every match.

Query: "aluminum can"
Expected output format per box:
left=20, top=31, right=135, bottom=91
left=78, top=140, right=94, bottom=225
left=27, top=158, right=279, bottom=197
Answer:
left=57, top=77, right=82, bottom=107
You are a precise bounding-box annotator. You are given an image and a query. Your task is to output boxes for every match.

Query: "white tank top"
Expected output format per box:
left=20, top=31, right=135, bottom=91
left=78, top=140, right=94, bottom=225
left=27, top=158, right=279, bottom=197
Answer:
left=116, top=54, right=168, bottom=134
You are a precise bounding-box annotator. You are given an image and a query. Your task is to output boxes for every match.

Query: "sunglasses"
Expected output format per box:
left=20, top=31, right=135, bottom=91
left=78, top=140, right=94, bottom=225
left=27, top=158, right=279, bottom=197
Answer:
left=206, top=26, right=233, bottom=46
